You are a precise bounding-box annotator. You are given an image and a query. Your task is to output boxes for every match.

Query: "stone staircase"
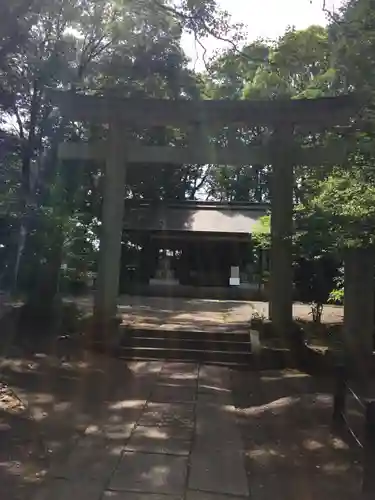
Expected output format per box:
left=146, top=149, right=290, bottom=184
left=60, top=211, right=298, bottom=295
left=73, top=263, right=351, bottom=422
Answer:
left=119, top=327, right=252, bottom=366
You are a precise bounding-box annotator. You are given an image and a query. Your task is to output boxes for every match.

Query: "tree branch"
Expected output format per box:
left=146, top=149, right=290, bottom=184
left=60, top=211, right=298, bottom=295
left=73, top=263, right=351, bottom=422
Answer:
left=21, top=79, right=41, bottom=197
left=78, top=32, right=116, bottom=81
left=13, top=105, right=25, bottom=140
left=194, top=171, right=209, bottom=192
left=322, top=0, right=342, bottom=25
left=152, top=0, right=257, bottom=64
left=194, top=32, right=209, bottom=70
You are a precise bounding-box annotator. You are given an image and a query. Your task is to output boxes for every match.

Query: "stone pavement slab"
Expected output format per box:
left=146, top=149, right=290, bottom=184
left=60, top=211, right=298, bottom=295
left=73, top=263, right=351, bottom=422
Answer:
left=161, top=361, right=200, bottom=373
left=109, top=451, right=188, bottom=494
left=186, top=493, right=248, bottom=500
left=125, top=425, right=193, bottom=455
left=103, top=493, right=183, bottom=500
left=138, top=402, right=195, bottom=427
left=101, top=421, right=136, bottom=443
left=106, top=397, right=147, bottom=413
left=195, top=402, right=234, bottom=427
left=194, top=427, right=242, bottom=452
left=157, top=362, right=199, bottom=386
left=158, top=376, right=198, bottom=387
left=188, top=449, right=249, bottom=497
left=157, top=374, right=198, bottom=388
left=149, top=384, right=197, bottom=403
left=197, top=381, right=232, bottom=394
left=198, top=365, right=231, bottom=389
left=194, top=402, right=241, bottom=452
left=34, top=478, right=106, bottom=500
left=196, top=391, right=233, bottom=405
left=50, top=437, right=120, bottom=480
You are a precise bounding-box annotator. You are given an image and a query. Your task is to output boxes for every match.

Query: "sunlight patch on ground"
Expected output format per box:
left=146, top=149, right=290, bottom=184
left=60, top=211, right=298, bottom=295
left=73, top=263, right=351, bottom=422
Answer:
left=29, top=406, right=48, bottom=422
left=109, top=399, right=146, bottom=410
left=0, top=460, right=46, bottom=483
left=104, top=423, right=135, bottom=440
left=84, top=425, right=101, bottom=436
left=329, top=436, right=349, bottom=450
left=0, top=358, right=41, bottom=373
left=247, top=447, right=286, bottom=463
left=323, top=461, right=351, bottom=474
left=28, top=393, right=54, bottom=405
left=303, top=439, right=325, bottom=451
left=240, top=396, right=301, bottom=416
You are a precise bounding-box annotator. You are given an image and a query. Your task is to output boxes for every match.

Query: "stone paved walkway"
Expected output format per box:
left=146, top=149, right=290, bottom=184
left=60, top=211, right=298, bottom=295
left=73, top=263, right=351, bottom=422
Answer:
left=33, top=362, right=249, bottom=500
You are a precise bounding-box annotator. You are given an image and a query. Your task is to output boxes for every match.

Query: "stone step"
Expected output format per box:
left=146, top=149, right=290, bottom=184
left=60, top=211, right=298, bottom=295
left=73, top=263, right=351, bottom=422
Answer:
left=121, top=327, right=250, bottom=343
left=120, top=354, right=249, bottom=367
left=89, top=339, right=288, bottom=369
left=122, top=335, right=251, bottom=353
left=117, top=346, right=252, bottom=365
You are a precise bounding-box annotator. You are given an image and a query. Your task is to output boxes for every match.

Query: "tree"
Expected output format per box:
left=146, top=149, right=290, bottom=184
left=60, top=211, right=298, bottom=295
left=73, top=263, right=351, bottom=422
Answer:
left=0, top=0, right=124, bottom=292
left=0, top=0, right=37, bottom=67
left=0, top=0, right=207, bottom=297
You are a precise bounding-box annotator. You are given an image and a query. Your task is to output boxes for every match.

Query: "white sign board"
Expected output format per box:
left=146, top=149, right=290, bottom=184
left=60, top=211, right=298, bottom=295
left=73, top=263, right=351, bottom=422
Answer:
left=230, top=266, right=240, bottom=286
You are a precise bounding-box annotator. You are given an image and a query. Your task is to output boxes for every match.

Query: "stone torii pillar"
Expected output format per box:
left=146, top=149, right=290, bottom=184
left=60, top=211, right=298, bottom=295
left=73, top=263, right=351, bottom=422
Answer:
left=269, top=127, right=294, bottom=338
left=93, top=121, right=127, bottom=334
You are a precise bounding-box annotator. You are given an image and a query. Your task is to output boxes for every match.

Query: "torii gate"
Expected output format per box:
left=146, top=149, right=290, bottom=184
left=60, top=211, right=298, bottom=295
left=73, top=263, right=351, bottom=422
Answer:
left=49, top=90, right=373, bottom=370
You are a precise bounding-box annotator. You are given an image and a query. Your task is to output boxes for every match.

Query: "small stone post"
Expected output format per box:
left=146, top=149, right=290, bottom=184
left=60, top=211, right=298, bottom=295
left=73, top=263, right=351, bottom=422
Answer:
left=332, top=364, right=347, bottom=429
left=363, top=400, right=375, bottom=496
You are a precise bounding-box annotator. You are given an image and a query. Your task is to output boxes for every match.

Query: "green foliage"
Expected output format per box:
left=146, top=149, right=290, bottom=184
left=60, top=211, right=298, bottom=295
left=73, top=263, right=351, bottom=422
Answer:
left=297, top=171, right=375, bottom=251
left=294, top=256, right=339, bottom=323
left=252, top=215, right=271, bottom=250
left=242, top=25, right=333, bottom=100
left=328, top=267, right=344, bottom=305
left=329, top=288, right=344, bottom=305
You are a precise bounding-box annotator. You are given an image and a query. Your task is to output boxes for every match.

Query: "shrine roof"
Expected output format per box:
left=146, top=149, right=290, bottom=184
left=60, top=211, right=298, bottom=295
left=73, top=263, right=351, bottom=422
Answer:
left=123, top=201, right=269, bottom=235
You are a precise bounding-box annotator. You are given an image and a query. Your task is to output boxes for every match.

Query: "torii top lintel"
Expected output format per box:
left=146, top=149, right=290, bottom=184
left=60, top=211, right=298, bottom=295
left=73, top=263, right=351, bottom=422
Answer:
left=47, top=89, right=364, bottom=128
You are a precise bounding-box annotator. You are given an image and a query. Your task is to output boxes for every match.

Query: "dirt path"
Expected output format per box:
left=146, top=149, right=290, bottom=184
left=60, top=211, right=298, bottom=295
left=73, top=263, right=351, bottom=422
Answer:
left=72, top=295, right=256, bottom=332
left=0, top=350, right=136, bottom=499
left=231, top=369, right=362, bottom=500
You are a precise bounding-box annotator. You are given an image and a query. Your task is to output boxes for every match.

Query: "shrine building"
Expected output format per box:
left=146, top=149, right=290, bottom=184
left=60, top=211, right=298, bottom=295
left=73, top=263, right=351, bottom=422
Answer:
left=119, top=200, right=269, bottom=299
